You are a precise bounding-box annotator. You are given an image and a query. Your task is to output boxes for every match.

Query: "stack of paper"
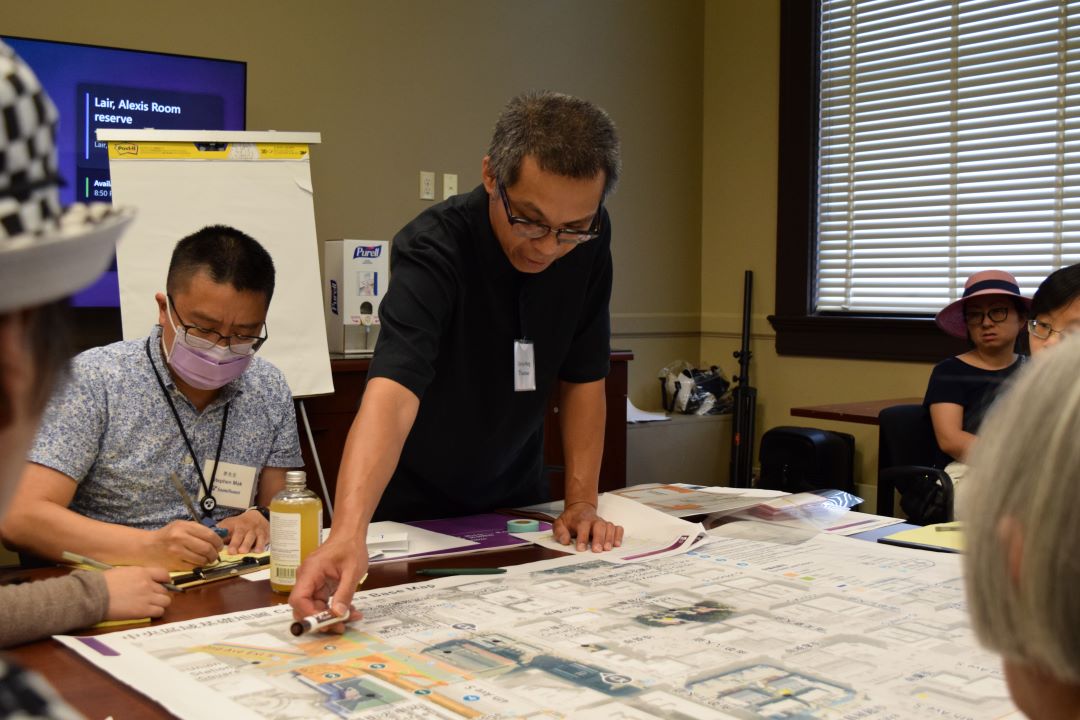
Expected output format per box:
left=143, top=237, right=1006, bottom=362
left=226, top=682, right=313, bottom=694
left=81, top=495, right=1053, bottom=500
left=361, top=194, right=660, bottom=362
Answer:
left=612, top=483, right=786, bottom=517
left=510, top=493, right=708, bottom=563
left=710, top=492, right=903, bottom=536
left=365, top=531, right=409, bottom=554
left=626, top=397, right=670, bottom=423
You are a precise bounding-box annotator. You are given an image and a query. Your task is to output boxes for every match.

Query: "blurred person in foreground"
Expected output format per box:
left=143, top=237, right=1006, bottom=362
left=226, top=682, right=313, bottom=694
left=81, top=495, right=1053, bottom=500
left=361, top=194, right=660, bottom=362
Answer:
left=0, top=39, right=169, bottom=716
left=965, top=334, right=1080, bottom=719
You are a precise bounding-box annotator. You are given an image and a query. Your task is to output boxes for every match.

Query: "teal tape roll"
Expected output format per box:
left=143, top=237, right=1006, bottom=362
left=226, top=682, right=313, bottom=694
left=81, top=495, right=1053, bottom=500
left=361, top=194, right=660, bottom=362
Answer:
left=507, top=518, right=540, bottom=533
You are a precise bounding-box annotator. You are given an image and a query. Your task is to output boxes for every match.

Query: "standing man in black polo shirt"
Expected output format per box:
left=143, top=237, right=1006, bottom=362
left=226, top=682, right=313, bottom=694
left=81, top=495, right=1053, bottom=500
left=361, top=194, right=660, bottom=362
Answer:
left=291, top=91, right=623, bottom=623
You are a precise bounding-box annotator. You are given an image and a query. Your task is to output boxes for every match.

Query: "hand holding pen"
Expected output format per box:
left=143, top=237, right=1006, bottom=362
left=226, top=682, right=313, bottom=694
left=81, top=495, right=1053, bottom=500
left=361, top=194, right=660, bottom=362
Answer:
left=100, top=566, right=175, bottom=620
left=291, top=573, right=369, bottom=636
left=61, top=552, right=176, bottom=622
left=143, top=472, right=227, bottom=570
left=145, top=520, right=225, bottom=570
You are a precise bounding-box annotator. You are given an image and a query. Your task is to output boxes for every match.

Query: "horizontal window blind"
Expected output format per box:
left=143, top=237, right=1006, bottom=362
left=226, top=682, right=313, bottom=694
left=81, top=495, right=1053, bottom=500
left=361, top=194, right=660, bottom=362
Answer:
left=817, top=0, right=1080, bottom=314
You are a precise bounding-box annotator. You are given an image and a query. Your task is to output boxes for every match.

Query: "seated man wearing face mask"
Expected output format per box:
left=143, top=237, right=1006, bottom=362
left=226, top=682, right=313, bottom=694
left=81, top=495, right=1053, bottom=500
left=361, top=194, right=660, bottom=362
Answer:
left=0, top=225, right=302, bottom=570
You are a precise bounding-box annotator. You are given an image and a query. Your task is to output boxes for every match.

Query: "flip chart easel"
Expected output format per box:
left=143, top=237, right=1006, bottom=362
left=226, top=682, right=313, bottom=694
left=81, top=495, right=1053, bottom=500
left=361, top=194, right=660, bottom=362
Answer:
left=98, top=129, right=332, bottom=398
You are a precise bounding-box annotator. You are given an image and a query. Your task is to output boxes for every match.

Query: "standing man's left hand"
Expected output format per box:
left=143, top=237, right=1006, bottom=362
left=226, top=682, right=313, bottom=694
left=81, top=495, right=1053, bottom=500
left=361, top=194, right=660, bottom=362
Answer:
left=553, top=500, right=623, bottom=552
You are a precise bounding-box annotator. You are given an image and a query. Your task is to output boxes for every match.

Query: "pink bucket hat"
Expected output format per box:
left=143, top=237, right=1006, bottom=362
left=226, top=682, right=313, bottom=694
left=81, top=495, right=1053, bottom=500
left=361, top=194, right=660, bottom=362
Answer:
left=935, top=269, right=1031, bottom=339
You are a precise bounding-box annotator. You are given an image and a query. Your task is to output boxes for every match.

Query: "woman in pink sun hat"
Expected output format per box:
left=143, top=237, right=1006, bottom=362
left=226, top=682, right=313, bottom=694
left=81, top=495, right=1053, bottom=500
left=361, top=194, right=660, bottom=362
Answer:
left=923, top=269, right=1030, bottom=495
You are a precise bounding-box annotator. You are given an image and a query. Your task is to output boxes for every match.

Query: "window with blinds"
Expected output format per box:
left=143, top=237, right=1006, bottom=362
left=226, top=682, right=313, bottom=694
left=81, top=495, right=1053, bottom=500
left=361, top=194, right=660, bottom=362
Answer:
left=817, top=0, right=1080, bottom=314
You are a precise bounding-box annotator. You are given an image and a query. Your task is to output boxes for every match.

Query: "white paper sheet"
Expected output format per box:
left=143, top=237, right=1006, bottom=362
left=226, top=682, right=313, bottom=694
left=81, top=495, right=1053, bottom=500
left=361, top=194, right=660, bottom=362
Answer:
left=364, top=520, right=478, bottom=562
left=108, top=138, right=332, bottom=397
left=57, top=531, right=1020, bottom=719
left=242, top=521, right=479, bottom=581
left=512, top=492, right=707, bottom=563
left=626, top=398, right=670, bottom=423
left=816, top=510, right=905, bottom=536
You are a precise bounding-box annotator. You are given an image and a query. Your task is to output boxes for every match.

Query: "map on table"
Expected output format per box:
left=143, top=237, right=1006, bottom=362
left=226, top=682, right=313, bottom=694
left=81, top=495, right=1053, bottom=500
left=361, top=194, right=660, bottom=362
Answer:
left=58, top=525, right=1019, bottom=719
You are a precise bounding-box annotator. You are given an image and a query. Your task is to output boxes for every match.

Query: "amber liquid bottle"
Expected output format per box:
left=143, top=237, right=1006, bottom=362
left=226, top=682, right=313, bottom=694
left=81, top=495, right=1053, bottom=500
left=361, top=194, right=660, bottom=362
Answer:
left=270, top=470, right=322, bottom=595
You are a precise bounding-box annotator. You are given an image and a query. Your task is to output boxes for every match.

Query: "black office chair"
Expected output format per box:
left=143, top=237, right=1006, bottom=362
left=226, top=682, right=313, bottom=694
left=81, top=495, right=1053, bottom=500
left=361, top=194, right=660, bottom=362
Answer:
left=876, top=404, right=954, bottom=525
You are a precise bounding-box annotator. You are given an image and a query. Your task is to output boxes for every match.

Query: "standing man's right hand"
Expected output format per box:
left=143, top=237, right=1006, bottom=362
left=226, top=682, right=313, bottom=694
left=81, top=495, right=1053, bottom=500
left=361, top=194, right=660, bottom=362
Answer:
left=289, top=535, right=367, bottom=632
left=289, top=377, right=420, bottom=632
left=145, top=520, right=224, bottom=570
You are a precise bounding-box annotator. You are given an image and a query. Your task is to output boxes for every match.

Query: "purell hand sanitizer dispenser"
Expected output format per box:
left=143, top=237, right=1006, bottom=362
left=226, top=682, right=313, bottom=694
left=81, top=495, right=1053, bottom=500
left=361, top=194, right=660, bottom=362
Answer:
left=323, top=239, right=390, bottom=354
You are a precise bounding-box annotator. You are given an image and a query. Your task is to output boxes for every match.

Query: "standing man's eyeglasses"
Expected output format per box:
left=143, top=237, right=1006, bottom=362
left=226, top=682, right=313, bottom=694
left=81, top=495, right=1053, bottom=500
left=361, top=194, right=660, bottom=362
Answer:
left=497, top=182, right=603, bottom=245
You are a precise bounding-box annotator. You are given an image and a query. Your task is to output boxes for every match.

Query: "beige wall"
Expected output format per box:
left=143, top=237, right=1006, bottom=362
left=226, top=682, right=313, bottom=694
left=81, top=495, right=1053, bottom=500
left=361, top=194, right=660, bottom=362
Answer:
left=700, top=1, right=933, bottom=506
left=3, top=0, right=705, bottom=408
left=4, top=0, right=937, bottom=510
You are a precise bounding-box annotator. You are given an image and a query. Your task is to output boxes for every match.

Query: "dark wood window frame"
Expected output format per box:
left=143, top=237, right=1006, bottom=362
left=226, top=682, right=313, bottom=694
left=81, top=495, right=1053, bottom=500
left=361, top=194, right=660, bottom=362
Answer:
left=769, top=0, right=966, bottom=362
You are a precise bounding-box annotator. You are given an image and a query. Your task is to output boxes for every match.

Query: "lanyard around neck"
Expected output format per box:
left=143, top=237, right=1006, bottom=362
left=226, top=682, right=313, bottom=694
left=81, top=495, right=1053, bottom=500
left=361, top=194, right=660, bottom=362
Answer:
left=145, top=335, right=230, bottom=510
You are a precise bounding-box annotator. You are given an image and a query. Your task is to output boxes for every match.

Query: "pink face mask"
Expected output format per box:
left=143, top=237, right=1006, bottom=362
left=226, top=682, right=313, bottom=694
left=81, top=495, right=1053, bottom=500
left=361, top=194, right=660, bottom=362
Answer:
left=163, top=305, right=252, bottom=391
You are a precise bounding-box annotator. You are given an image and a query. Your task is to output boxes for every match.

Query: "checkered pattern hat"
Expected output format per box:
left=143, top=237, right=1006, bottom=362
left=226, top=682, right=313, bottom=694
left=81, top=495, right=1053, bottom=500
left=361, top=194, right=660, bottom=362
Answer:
left=0, top=40, right=132, bottom=313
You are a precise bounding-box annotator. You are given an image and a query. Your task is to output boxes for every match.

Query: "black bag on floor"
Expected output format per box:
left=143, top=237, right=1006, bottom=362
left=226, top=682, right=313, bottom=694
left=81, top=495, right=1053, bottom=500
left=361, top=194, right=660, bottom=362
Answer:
left=758, top=426, right=855, bottom=494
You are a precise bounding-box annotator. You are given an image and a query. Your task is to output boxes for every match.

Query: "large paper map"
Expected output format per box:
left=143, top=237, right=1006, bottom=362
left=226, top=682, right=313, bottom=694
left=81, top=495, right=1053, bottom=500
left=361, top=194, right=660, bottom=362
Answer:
left=58, top=525, right=1019, bottom=719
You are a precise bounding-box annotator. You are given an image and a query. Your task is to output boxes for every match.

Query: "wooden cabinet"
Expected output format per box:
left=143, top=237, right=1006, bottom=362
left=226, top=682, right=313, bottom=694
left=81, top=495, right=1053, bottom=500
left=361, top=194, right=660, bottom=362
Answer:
left=296, top=351, right=633, bottom=524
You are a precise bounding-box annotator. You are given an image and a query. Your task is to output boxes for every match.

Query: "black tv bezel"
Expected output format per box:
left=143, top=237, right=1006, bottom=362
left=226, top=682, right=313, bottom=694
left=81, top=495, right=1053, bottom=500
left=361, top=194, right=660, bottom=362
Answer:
left=2, top=34, right=248, bottom=351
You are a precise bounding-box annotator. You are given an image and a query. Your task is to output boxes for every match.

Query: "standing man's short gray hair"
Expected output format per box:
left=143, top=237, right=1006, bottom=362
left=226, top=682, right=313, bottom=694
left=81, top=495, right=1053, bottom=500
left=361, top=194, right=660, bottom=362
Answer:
left=486, top=90, right=621, bottom=197
left=965, top=335, right=1080, bottom=713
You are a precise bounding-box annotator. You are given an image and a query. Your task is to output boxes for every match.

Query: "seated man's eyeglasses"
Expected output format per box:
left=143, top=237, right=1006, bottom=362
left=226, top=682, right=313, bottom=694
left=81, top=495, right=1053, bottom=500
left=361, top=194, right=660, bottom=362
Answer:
left=1028, top=318, right=1070, bottom=341
left=964, top=306, right=1010, bottom=326
left=167, top=294, right=268, bottom=355
left=498, top=182, right=603, bottom=245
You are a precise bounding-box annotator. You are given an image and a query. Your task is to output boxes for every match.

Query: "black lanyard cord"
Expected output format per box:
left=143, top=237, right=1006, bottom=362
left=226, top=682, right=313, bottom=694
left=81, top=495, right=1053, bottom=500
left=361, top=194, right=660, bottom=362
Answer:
left=517, top=277, right=530, bottom=341
left=145, top=336, right=230, bottom=505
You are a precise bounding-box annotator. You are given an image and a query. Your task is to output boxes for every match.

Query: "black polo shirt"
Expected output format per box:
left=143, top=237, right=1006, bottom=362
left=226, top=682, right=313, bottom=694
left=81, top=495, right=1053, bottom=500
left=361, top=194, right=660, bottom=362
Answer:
left=923, top=355, right=1024, bottom=467
left=367, top=185, right=612, bottom=521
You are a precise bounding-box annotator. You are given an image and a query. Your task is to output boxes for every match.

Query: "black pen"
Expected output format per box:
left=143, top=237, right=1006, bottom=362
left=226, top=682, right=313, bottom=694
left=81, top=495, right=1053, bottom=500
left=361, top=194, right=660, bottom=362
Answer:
left=169, top=473, right=228, bottom=539
left=290, top=573, right=369, bottom=636
left=416, top=568, right=507, bottom=576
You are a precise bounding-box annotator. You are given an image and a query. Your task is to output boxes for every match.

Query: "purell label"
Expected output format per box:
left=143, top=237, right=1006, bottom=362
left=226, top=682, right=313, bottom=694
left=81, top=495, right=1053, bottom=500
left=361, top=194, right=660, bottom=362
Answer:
left=353, top=245, right=383, bottom=259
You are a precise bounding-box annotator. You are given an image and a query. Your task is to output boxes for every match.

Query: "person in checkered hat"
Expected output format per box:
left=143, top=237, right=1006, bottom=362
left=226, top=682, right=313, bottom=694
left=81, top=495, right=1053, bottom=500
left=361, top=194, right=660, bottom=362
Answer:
left=0, top=39, right=176, bottom=718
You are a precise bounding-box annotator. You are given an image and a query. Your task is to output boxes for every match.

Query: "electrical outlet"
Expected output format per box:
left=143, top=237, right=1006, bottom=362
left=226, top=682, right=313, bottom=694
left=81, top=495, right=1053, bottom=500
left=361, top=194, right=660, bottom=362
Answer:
left=443, top=173, right=458, bottom=199
left=419, top=171, right=435, bottom=200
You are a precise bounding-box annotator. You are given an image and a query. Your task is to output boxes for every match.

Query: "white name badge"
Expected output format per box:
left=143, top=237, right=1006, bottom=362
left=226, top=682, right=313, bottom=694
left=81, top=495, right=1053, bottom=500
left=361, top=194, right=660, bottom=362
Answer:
left=514, top=339, right=536, bottom=392
left=199, top=461, right=258, bottom=510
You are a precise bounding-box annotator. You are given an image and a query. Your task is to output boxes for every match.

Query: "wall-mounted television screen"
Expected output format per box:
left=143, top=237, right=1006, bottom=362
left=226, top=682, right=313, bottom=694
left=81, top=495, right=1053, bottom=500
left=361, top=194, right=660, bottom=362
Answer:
left=2, top=36, right=246, bottom=308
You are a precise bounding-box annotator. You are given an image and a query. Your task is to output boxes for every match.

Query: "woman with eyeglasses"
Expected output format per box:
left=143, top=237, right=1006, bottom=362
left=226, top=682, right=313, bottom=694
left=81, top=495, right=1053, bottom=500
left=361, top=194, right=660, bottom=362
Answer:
left=1028, top=264, right=1080, bottom=356
left=923, top=270, right=1030, bottom=492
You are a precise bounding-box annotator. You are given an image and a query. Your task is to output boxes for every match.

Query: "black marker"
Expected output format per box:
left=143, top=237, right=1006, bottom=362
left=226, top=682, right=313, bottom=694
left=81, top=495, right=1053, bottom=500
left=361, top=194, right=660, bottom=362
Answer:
left=290, top=573, right=368, bottom=636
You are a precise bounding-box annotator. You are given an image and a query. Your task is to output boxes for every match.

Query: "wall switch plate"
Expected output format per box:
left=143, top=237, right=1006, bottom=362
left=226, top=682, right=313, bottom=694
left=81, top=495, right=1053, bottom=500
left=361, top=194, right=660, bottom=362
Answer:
left=443, top=173, right=458, bottom=199
left=419, top=171, right=435, bottom=200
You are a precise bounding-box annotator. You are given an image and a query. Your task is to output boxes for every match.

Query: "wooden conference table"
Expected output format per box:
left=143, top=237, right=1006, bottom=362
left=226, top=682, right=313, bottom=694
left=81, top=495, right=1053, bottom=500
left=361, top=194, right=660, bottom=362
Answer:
left=3, top=546, right=565, bottom=720
left=789, top=397, right=922, bottom=426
